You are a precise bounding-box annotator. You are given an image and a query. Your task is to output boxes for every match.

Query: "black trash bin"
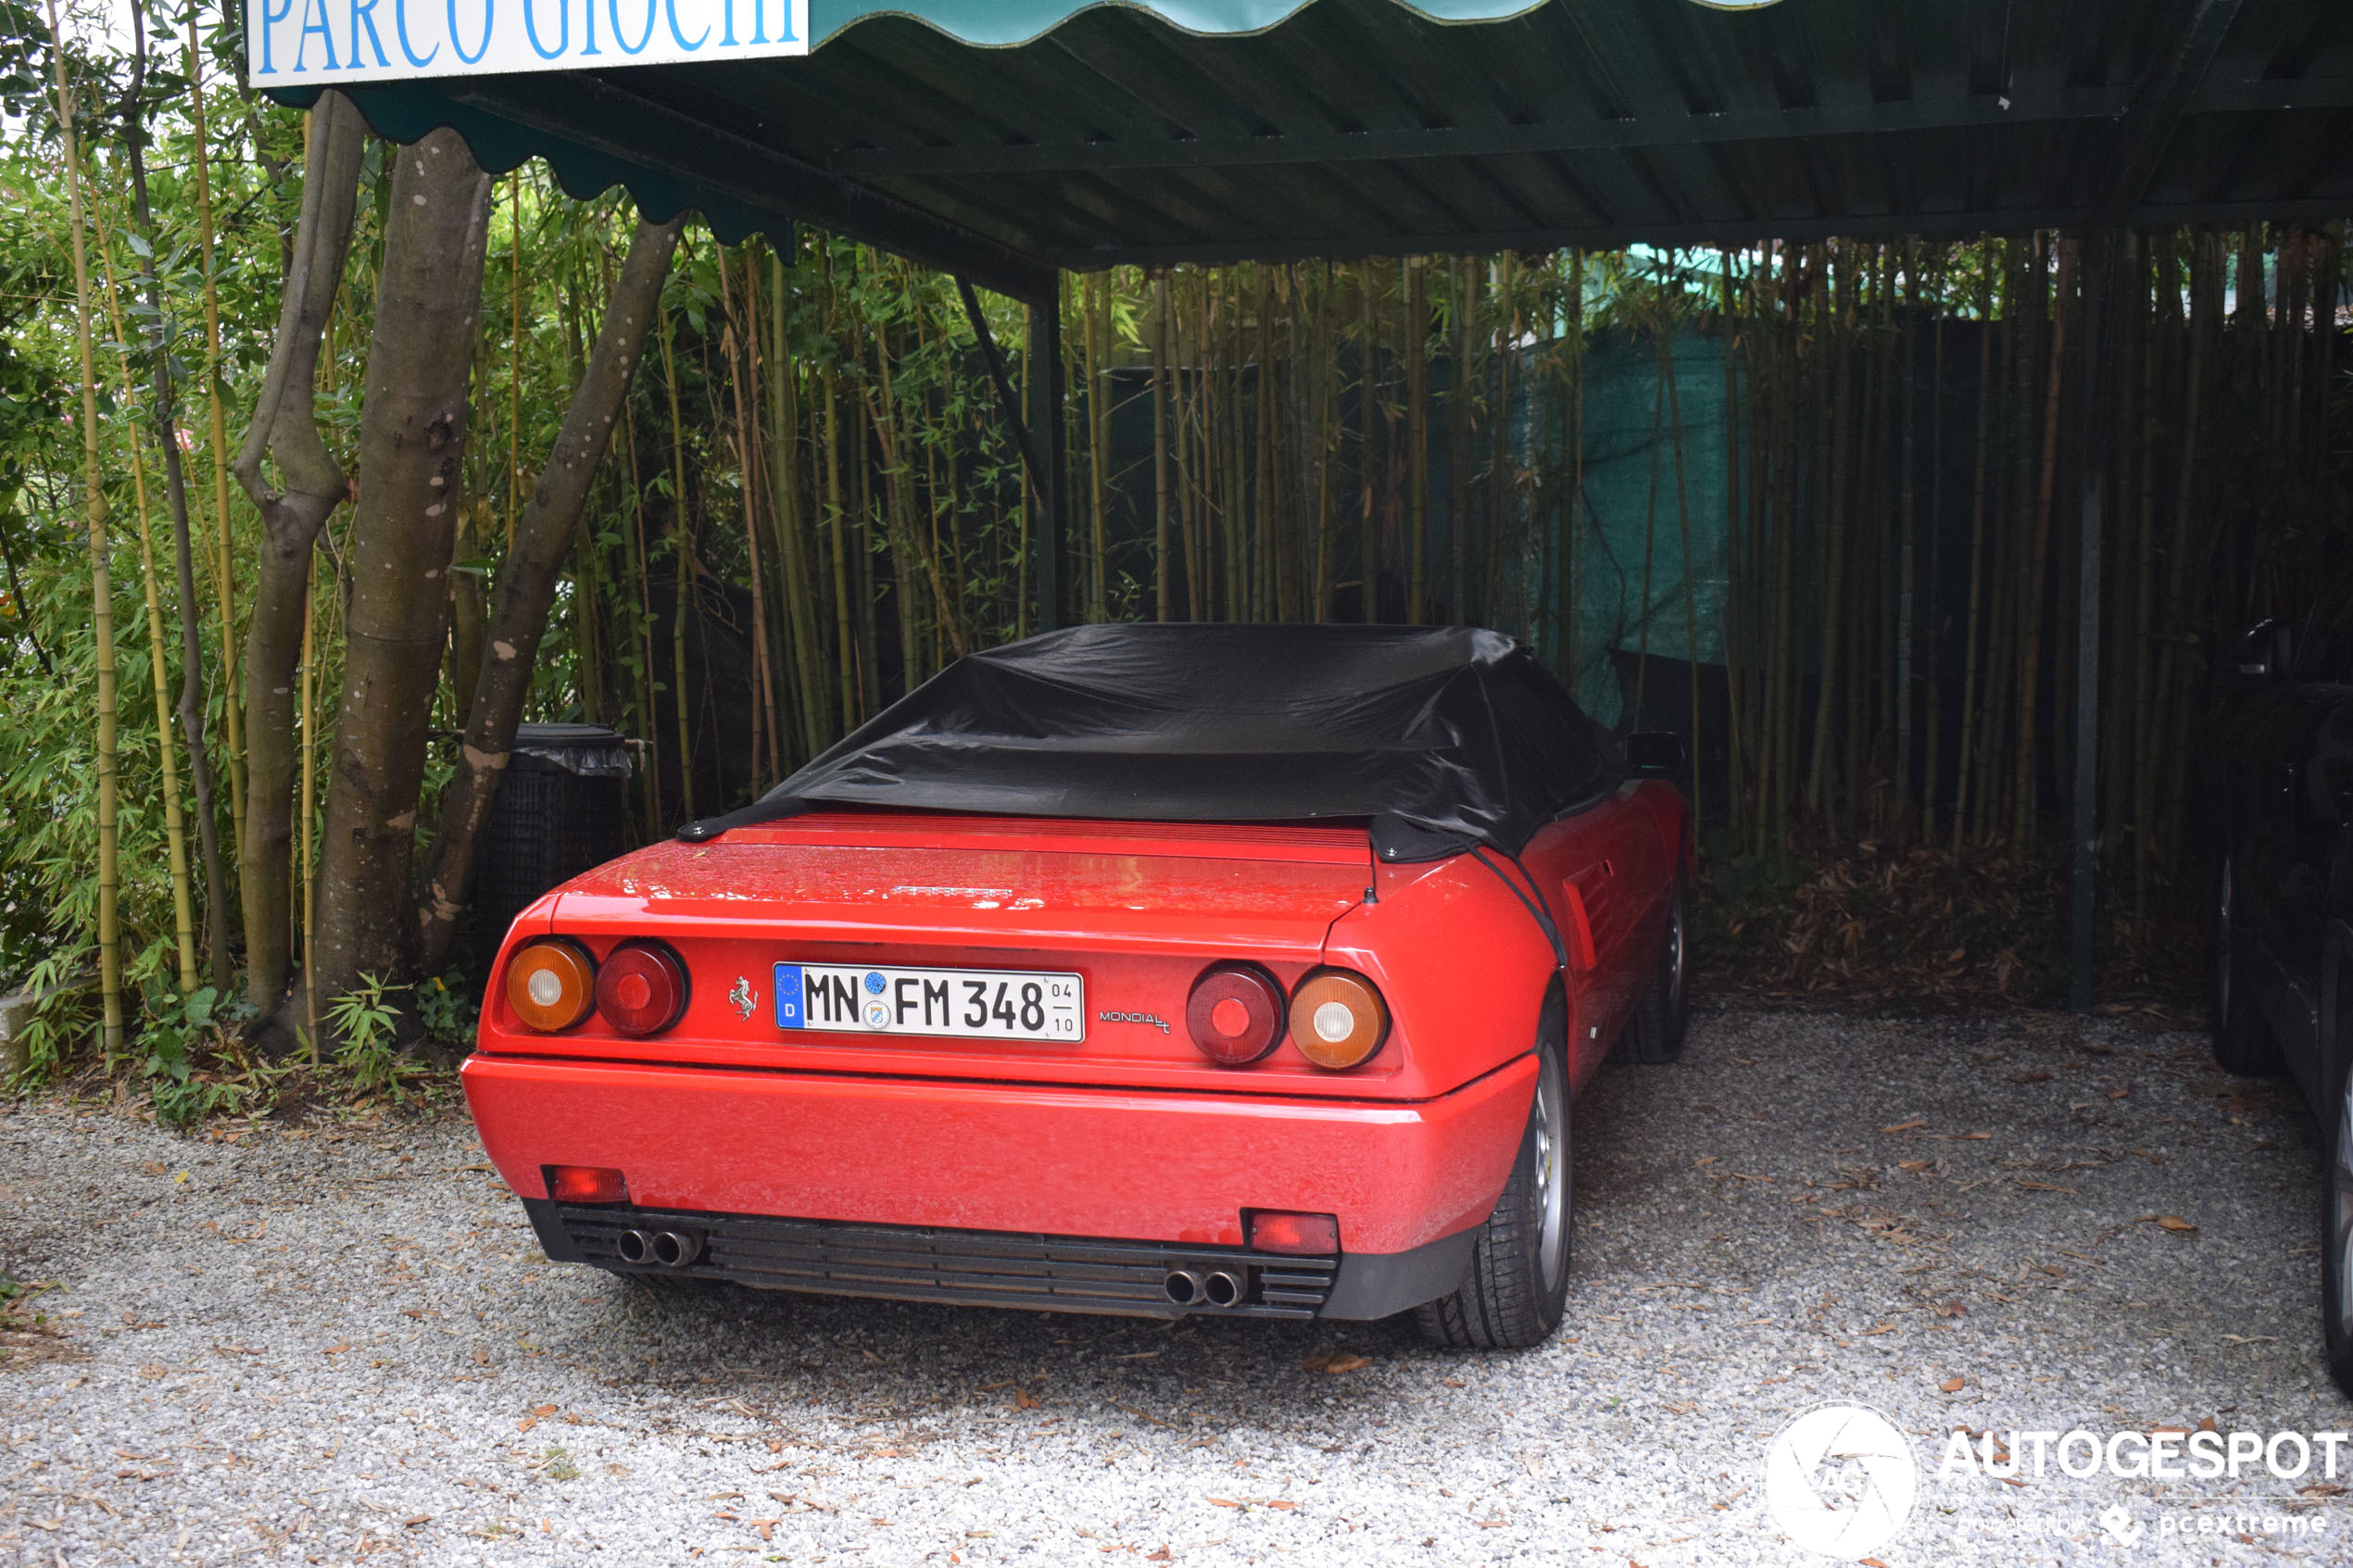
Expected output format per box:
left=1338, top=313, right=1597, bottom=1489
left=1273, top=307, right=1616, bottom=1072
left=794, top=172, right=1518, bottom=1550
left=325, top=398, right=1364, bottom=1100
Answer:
left=464, top=723, right=633, bottom=979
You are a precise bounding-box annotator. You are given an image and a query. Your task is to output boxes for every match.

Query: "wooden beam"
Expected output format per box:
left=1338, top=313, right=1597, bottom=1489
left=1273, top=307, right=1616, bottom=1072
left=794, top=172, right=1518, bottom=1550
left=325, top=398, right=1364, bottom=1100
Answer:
left=831, top=85, right=2140, bottom=178
left=428, top=76, right=1061, bottom=305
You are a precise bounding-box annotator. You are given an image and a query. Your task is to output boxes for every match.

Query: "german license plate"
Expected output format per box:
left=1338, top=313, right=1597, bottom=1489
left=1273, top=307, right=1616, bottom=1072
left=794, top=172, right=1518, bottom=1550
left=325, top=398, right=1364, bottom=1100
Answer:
left=774, top=963, right=1085, bottom=1043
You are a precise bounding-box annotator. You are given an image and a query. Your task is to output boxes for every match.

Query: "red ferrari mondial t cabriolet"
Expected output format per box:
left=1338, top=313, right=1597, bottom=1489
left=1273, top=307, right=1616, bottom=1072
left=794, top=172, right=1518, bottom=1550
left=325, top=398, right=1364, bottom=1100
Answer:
left=464, top=624, right=1690, bottom=1348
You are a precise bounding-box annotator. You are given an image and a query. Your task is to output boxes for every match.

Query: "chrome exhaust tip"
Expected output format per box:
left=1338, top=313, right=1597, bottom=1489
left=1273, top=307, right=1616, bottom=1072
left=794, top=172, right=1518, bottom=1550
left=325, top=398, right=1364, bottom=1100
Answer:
left=616, top=1229, right=654, bottom=1265
left=1164, top=1269, right=1205, bottom=1306
left=651, top=1229, right=704, bottom=1268
left=1202, top=1269, right=1246, bottom=1309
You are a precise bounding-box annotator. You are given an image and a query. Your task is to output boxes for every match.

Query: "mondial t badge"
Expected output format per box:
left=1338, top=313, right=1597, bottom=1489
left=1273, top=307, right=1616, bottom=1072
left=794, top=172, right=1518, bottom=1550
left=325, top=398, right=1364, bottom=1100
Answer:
left=728, top=975, right=755, bottom=1020
left=1099, top=1010, right=1171, bottom=1035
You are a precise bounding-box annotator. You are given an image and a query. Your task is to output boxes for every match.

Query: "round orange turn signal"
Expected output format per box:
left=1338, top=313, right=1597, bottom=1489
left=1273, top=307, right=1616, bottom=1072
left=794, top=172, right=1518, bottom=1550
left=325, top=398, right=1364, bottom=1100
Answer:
left=1288, top=969, right=1388, bottom=1070
left=506, top=938, right=596, bottom=1032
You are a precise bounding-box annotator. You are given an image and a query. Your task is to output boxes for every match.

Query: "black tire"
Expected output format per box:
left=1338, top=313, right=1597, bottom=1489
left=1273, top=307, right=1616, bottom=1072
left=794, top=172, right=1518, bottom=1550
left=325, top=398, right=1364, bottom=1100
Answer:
left=2213, top=855, right=2286, bottom=1076
left=1415, top=1040, right=1571, bottom=1350
left=1613, top=877, right=1692, bottom=1065
left=2321, top=1040, right=2353, bottom=1399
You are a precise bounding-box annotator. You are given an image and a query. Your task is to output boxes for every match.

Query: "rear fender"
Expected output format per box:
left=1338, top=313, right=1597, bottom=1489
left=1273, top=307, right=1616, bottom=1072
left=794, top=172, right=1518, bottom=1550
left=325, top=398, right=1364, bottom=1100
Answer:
left=1327, top=855, right=1560, bottom=1097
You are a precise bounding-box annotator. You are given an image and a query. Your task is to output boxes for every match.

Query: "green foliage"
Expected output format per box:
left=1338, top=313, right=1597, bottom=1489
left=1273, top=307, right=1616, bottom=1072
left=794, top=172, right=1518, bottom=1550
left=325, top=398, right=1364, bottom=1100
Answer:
left=324, top=973, right=409, bottom=1099
left=416, top=972, right=478, bottom=1049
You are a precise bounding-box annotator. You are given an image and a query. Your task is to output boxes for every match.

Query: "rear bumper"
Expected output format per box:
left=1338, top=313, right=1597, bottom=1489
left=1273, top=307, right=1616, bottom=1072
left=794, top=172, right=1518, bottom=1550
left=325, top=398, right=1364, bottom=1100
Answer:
left=463, top=1051, right=1536, bottom=1320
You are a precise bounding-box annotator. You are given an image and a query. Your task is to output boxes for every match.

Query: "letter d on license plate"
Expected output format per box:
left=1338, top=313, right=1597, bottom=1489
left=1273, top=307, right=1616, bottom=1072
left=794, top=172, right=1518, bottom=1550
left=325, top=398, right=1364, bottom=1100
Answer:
left=774, top=963, right=1084, bottom=1043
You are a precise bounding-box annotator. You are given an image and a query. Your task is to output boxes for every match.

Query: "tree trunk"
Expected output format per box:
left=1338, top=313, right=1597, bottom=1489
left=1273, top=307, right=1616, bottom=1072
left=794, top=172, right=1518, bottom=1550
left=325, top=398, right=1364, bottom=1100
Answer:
left=229, top=93, right=367, bottom=1014
left=416, top=219, right=680, bottom=978
left=296, top=129, right=494, bottom=1029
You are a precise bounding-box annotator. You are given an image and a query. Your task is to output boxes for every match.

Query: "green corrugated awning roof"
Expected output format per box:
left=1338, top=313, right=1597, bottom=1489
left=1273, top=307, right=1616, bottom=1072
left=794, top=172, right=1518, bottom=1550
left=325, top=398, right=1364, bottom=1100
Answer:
left=258, top=0, right=2353, bottom=300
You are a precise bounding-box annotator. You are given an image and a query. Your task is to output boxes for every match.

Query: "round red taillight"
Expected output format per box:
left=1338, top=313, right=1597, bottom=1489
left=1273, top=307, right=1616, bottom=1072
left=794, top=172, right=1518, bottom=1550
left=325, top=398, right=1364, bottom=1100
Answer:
left=1187, top=963, right=1285, bottom=1065
left=595, top=942, right=689, bottom=1036
left=506, top=938, right=596, bottom=1032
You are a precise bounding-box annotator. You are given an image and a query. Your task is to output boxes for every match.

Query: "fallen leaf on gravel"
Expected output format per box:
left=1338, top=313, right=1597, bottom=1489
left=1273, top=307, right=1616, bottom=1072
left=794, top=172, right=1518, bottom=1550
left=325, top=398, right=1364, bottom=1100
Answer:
left=534, top=1404, right=558, bottom=1418
left=2002, top=1477, right=2030, bottom=1488
left=2199, top=1417, right=2218, bottom=1433
left=138, top=1364, right=166, bottom=1379
left=1861, top=1324, right=1896, bottom=1336
left=1880, top=1119, right=1927, bottom=1134
left=1940, top=1377, right=1966, bottom=1392
left=515, top=1417, right=537, bottom=1435
left=2008, top=1071, right=2053, bottom=1085
left=2298, top=1484, right=2347, bottom=1498
left=1208, top=1497, right=1239, bottom=1509
left=1441, top=1377, right=1466, bottom=1388
left=1266, top=1500, right=1296, bottom=1511
left=1861, top=1558, right=1892, bottom=1567
left=2107, top=1085, right=2132, bottom=1100
left=141, top=1160, right=165, bottom=1175
left=1322, top=1353, right=1370, bottom=1374
left=1897, top=1160, right=1935, bottom=1173
left=1146, top=1549, right=1174, bottom=1562
left=2221, top=1335, right=2278, bottom=1346
left=322, top=1343, right=348, bottom=1355
left=2155, top=1216, right=2197, bottom=1233
left=1940, top=1302, right=1966, bottom=1317
left=1013, top=1388, right=1038, bottom=1410
left=403, top=1514, right=431, bottom=1527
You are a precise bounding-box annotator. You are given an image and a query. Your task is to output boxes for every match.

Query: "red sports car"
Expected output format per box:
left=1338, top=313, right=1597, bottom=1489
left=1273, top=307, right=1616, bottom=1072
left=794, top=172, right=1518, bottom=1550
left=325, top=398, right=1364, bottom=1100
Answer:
left=463, top=624, right=1691, bottom=1348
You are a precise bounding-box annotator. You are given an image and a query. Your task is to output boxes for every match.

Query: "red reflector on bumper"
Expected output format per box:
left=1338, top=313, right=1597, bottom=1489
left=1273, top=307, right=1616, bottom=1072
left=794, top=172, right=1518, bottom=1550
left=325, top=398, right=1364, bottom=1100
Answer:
left=546, top=1164, right=629, bottom=1205
left=1246, top=1210, right=1340, bottom=1255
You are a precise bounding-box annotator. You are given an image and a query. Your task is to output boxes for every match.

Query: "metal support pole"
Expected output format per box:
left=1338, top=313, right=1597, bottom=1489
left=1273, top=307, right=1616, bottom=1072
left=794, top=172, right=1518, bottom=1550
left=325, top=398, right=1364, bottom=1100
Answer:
left=2070, top=232, right=2119, bottom=1012
left=1026, top=287, right=1067, bottom=633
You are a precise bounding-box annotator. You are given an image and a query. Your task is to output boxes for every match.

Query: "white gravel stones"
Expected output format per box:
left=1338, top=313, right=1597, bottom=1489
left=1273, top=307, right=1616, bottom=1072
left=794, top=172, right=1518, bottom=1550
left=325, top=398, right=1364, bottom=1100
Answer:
left=3, top=1002, right=2347, bottom=1564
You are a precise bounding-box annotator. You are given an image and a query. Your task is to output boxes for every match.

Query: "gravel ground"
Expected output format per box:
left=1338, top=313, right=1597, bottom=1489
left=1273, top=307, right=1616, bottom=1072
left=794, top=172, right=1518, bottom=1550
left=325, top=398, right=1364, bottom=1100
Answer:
left=4, top=1001, right=2349, bottom=1566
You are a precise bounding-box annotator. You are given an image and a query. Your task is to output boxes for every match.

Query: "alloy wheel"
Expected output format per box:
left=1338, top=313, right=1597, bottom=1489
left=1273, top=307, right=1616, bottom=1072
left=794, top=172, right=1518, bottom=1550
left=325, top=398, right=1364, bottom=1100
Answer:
left=1533, top=1047, right=1569, bottom=1290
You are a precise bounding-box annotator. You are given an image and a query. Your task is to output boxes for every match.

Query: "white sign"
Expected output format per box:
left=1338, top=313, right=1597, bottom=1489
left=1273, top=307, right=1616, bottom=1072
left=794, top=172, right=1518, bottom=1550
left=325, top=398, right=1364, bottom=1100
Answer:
left=245, top=0, right=812, bottom=85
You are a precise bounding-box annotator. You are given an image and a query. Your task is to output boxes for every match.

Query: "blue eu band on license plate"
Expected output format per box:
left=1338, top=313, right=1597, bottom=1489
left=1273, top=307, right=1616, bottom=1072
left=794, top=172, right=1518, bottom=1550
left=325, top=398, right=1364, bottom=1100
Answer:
left=773, top=962, right=1085, bottom=1043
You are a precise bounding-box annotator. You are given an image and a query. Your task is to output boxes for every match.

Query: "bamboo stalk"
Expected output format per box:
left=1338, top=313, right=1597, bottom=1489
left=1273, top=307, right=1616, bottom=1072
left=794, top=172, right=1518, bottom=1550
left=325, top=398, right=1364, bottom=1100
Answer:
left=1151, top=271, right=1173, bottom=621
left=1087, top=271, right=1110, bottom=622
left=507, top=170, right=523, bottom=550
left=298, top=553, right=318, bottom=1060
left=715, top=252, right=778, bottom=788
left=659, top=304, right=697, bottom=822
left=768, top=246, right=826, bottom=760
left=1405, top=257, right=1429, bottom=624
left=1661, top=295, right=1701, bottom=826
left=1360, top=264, right=1380, bottom=621
left=1895, top=243, right=1919, bottom=833
left=93, top=215, right=198, bottom=996
left=186, top=17, right=246, bottom=872
left=47, top=0, right=122, bottom=1054
left=2012, top=237, right=2073, bottom=850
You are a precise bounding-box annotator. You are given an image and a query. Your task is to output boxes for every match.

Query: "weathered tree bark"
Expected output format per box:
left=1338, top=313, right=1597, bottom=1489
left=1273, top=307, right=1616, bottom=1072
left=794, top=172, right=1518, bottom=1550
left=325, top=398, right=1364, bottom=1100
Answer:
left=297, top=130, right=495, bottom=1027
left=229, top=93, right=366, bottom=1014
left=415, top=219, right=681, bottom=977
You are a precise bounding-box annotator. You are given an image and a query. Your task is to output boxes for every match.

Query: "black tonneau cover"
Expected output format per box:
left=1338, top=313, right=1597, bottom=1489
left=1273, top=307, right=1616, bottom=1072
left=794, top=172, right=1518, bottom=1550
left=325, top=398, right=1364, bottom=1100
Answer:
left=685, top=623, right=1624, bottom=861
